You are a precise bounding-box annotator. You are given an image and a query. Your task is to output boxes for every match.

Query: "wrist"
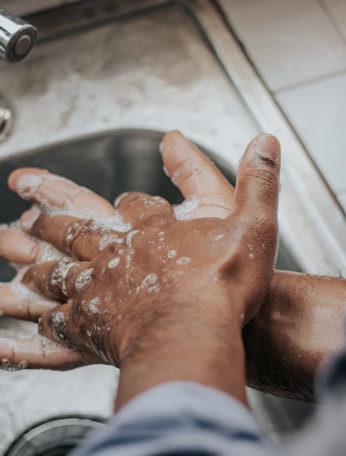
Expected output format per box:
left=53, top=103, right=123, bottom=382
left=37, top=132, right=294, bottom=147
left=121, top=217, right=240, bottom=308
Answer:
left=110, top=288, right=248, bottom=409
left=108, top=278, right=246, bottom=366
left=116, top=319, right=247, bottom=410
left=243, top=269, right=346, bottom=400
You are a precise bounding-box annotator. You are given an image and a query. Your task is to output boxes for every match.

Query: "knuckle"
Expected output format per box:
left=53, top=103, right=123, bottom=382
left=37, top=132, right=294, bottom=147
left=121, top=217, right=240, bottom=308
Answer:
left=250, top=214, right=278, bottom=240
left=49, top=308, right=68, bottom=342
left=118, top=192, right=170, bottom=211
left=63, top=220, right=91, bottom=254
left=245, top=168, right=279, bottom=191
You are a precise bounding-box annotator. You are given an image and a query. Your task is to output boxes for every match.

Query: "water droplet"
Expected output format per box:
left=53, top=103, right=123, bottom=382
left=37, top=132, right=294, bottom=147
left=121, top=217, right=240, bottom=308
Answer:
left=174, top=198, right=199, bottom=220
left=75, top=268, right=94, bottom=291
left=176, top=257, right=191, bottom=265
left=88, top=297, right=101, bottom=314
left=98, top=234, right=123, bottom=251
left=108, top=257, right=120, bottom=268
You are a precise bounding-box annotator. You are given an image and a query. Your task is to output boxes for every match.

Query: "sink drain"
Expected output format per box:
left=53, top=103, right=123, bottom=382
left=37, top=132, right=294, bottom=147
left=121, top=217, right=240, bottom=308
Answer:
left=0, top=97, right=13, bottom=140
left=4, top=416, right=105, bottom=456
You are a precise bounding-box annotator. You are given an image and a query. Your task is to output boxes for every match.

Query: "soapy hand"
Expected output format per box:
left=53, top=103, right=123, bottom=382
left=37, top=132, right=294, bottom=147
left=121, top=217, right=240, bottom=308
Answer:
left=0, top=173, right=115, bottom=368
left=0, top=131, right=280, bottom=370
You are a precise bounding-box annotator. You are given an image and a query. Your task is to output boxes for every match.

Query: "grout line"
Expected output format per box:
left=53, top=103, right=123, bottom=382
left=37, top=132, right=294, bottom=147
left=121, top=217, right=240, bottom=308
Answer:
left=275, top=67, right=346, bottom=95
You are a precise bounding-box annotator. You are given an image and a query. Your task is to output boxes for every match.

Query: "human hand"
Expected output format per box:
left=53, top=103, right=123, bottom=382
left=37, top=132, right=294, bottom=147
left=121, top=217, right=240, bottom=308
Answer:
left=3, top=131, right=280, bottom=372
left=0, top=172, right=115, bottom=369
left=3, top=130, right=233, bottom=370
left=0, top=130, right=235, bottom=371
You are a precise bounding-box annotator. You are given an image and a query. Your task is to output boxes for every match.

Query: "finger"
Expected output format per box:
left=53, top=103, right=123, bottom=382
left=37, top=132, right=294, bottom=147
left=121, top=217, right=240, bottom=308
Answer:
left=233, top=133, right=280, bottom=223
left=116, top=192, right=174, bottom=227
left=8, top=168, right=115, bottom=217
left=231, top=133, right=280, bottom=284
left=22, top=258, right=87, bottom=301
left=21, top=210, right=128, bottom=260
left=0, top=282, right=57, bottom=321
left=39, top=304, right=108, bottom=362
left=160, top=130, right=233, bottom=218
left=39, top=303, right=72, bottom=345
left=0, top=225, right=62, bottom=265
left=0, top=336, right=102, bottom=370
left=22, top=211, right=99, bottom=260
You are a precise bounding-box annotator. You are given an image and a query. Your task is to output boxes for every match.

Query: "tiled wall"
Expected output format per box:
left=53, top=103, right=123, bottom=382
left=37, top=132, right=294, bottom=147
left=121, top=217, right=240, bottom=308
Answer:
left=219, top=0, right=346, bottom=211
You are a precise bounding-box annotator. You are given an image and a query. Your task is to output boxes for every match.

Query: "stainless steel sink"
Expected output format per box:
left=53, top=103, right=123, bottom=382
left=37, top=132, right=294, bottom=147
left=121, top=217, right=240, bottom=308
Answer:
left=0, top=0, right=343, bottom=452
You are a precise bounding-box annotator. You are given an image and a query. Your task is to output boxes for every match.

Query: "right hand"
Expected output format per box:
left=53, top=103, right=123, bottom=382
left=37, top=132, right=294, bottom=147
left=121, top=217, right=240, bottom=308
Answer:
left=0, top=131, right=281, bottom=371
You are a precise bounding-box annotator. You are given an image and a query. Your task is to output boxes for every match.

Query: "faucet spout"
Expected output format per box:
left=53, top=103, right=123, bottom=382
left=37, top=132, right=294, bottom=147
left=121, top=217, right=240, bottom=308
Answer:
left=0, top=8, right=37, bottom=63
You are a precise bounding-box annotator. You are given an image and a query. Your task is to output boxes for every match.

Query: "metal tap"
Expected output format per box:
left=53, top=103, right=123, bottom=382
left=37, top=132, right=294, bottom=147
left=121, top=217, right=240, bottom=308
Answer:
left=0, top=8, right=37, bottom=63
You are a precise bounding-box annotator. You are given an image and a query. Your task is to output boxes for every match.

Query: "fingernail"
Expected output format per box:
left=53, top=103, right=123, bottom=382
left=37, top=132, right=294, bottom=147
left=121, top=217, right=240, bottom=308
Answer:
left=20, top=206, right=41, bottom=230
left=255, top=133, right=280, bottom=162
left=159, top=141, right=164, bottom=155
left=162, top=164, right=171, bottom=178
left=159, top=130, right=184, bottom=155
left=114, top=192, right=130, bottom=208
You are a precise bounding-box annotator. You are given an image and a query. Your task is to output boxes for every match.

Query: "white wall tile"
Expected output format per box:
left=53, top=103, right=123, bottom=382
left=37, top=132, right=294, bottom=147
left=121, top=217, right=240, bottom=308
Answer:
left=277, top=72, right=346, bottom=194
left=320, top=0, right=346, bottom=41
left=336, top=190, right=346, bottom=212
left=219, top=0, right=346, bottom=91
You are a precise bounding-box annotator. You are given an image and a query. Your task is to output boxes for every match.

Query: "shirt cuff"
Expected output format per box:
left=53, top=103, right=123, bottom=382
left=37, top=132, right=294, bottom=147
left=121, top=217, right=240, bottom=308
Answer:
left=72, top=381, right=273, bottom=456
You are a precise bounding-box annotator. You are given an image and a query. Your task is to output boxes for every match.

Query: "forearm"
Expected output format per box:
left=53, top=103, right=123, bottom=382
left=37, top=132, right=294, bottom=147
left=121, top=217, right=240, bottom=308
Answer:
left=244, top=270, right=346, bottom=401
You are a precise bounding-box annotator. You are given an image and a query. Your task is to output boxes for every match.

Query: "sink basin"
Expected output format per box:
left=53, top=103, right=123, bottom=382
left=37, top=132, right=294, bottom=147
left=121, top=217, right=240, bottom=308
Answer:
left=0, top=129, right=314, bottom=453
left=0, top=0, right=338, bottom=451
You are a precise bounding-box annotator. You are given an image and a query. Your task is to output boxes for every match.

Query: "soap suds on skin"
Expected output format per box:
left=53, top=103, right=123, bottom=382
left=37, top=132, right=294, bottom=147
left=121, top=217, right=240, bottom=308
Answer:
left=16, top=174, right=114, bottom=219
left=75, top=268, right=94, bottom=291
left=90, top=215, right=131, bottom=233
left=108, top=257, right=120, bottom=269
left=126, top=230, right=140, bottom=247
left=0, top=358, right=28, bottom=371
left=17, top=194, right=132, bottom=235
left=39, top=242, right=63, bottom=262
left=88, top=297, right=101, bottom=314
left=51, top=257, right=79, bottom=291
left=176, top=257, right=191, bottom=265
left=51, top=310, right=67, bottom=341
left=174, top=198, right=199, bottom=220
left=98, top=234, right=124, bottom=251
left=135, top=273, right=160, bottom=294
left=142, top=273, right=157, bottom=287
left=15, top=175, right=41, bottom=199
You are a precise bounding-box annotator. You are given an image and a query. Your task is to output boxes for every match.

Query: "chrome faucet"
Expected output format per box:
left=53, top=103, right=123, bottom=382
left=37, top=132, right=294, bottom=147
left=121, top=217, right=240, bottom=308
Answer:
left=0, top=8, right=37, bottom=63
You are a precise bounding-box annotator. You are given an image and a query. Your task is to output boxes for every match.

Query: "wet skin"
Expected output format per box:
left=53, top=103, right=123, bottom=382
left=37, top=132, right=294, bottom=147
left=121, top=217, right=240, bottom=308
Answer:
left=0, top=130, right=345, bottom=403
left=0, top=131, right=281, bottom=408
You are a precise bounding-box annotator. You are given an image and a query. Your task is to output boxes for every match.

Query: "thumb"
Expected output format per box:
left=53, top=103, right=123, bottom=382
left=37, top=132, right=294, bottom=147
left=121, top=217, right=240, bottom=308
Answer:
left=234, top=133, right=280, bottom=218
left=229, top=133, right=281, bottom=317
